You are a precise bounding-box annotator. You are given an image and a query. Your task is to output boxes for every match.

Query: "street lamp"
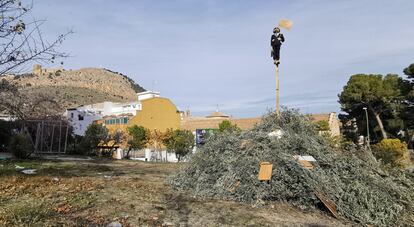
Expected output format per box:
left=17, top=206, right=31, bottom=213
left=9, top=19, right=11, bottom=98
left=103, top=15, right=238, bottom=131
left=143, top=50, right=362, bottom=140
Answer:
left=362, top=107, right=370, bottom=150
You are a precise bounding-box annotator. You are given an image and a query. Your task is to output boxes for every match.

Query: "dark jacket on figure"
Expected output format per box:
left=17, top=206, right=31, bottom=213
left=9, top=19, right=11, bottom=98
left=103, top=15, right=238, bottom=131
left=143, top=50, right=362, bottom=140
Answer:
left=271, top=33, right=285, bottom=61
left=271, top=33, right=285, bottom=49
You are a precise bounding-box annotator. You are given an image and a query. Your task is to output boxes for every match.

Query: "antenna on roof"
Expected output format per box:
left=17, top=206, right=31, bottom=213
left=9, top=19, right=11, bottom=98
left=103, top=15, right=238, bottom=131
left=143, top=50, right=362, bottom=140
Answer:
left=152, top=80, right=158, bottom=92
left=216, top=104, right=219, bottom=112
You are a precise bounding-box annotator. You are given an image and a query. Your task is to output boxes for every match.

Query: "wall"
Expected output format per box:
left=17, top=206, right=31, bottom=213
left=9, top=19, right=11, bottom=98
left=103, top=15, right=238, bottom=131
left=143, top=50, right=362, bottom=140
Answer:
left=95, top=97, right=180, bottom=151
left=66, top=109, right=102, bottom=136
left=328, top=113, right=341, bottom=137
left=128, top=97, right=180, bottom=132
left=145, top=149, right=179, bottom=162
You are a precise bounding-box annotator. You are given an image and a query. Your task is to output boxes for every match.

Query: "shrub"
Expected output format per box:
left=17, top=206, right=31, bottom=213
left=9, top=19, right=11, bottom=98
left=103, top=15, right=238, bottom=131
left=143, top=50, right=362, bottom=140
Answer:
left=0, top=120, right=12, bottom=152
left=66, top=135, right=84, bottom=155
left=162, top=129, right=194, bottom=161
left=218, top=120, right=241, bottom=133
left=170, top=109, right=414, bottom=226
left=9, top=133, right=34, bottom=159
left=373, top=139, right=410, bottom=167
left=79, top=123, right=109, bottom=155
left=314, top=120, right=330, bottom=131
left=126, top=125, right=148, bottom=158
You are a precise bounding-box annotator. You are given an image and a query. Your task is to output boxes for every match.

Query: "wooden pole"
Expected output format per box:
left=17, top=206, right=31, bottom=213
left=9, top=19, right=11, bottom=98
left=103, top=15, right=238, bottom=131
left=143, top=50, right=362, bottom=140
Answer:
left=50, top=124, right=55, bottom=153
left=276, top=65, right=280, bottom=116
left=58, top=121, right=62, bottom=153
left=34, top=123, right=40, bottom=153
left=64, top=125, right=69, bottom=153
left=40, top=121, right=44, bottom=152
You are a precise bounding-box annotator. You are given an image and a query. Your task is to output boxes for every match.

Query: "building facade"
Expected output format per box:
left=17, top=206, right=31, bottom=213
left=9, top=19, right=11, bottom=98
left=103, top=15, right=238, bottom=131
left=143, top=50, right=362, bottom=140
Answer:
left=181, top=111, right=341, bottom=137
left=65, top=91, right=173, bottom=136
left=66, top=101, right=142, bottom=136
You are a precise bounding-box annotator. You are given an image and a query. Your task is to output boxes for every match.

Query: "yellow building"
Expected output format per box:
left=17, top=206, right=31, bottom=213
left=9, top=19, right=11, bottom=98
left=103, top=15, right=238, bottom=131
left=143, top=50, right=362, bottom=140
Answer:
left=96, top=94, right=181, bottom=149
left=128, top=97, right=180, bottom=132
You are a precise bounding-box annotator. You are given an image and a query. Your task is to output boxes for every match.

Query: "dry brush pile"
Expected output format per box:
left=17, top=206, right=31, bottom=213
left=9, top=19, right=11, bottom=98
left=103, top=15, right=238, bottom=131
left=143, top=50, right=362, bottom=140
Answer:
left=169, top=109, right=414, bottom=226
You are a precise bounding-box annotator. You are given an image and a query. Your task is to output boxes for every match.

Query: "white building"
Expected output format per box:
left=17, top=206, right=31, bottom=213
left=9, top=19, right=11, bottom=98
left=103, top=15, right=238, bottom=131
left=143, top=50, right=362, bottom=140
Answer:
left=65, top=91, right=159, bottom=136
left=137, top=91, right=160, bottom=101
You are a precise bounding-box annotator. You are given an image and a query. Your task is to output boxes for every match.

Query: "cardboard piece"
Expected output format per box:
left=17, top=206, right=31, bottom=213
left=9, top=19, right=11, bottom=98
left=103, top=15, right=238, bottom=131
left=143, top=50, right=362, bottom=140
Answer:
left=258, top=162, right=273, bottom=181
left=299, top=160, right=314, bottom=170
left=293, top=155, right=316, bottom=170
left=315, top=190, right=339, bottom=219
left=293, top=155, right=316, bottom=162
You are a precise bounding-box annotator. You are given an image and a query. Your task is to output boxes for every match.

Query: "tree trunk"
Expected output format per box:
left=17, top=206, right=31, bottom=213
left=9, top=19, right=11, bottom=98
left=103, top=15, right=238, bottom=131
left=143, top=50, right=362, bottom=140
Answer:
left=370, top=108, right=388, bottom=139
left=125, top=148, right=131, bottom=159
left=165, top=150, right=168, bottom=162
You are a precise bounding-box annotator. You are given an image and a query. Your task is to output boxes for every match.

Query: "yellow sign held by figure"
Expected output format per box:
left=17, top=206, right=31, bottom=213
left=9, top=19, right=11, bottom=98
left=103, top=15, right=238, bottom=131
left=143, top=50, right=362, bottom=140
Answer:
left=278, top=19, right=293, bottom=30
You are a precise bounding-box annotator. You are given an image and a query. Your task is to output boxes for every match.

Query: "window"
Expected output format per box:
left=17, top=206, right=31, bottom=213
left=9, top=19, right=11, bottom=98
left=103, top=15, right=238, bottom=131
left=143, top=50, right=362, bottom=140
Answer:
left=116, top=118, right=120, bottom=124
left=78, top=114, right=84, bottom=121
left=70, top=113, right=74, bottom=118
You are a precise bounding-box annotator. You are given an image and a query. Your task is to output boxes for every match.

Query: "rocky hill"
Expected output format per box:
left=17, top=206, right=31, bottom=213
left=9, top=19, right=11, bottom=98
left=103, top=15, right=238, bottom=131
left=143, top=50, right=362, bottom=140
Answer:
left=2, top=66, right=145, bottom=110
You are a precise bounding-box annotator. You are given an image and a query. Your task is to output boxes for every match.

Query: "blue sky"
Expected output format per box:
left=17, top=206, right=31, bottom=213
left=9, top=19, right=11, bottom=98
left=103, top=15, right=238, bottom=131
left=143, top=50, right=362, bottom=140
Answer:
left=31, top=0, right=414, bottom=117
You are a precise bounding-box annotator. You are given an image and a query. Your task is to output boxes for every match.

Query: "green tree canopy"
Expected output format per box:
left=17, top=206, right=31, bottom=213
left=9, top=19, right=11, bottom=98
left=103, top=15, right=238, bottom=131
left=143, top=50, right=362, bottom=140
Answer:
left=162, top=129, right=194, bottom=162
left=400, top=63, right=414, bottom=147
left=403, top=63, right=414, bottom=79
left=339, top=74, right=403, bottom=140
left=218, top=120, right=241, bottom=133
left=127, top=125, right=148, bottom=150
left=80, top=123, right=109, bottom=154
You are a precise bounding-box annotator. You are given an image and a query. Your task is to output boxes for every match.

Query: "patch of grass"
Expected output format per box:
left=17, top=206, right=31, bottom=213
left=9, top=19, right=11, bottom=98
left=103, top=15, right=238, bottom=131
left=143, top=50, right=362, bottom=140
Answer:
left=0, top=165, right=17, bottom=177
left=67, top=192, right=98, bottom=211
left=0, top=160, right=42, bottom=169
left=0, top=160, right=114, bottom=177
left=0, top=200, right=52, bottom=226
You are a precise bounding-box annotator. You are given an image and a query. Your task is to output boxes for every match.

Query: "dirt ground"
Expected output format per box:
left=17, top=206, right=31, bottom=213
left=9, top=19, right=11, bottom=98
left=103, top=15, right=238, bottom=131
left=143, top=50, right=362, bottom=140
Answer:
left=0, top=159, right=353, bottom=226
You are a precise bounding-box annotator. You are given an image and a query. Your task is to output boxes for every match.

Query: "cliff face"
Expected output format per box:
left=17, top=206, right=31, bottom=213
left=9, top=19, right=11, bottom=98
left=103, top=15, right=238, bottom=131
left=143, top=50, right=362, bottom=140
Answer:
left=3, top=67, right=145, bottom=110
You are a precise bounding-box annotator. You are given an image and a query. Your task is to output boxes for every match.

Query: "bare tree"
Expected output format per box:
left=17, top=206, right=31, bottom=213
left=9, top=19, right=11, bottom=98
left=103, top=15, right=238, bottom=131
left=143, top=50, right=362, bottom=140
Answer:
left=0, top=78, right=62, bottom=119
left=0, top=0, right=71, bottom=75
left=0, top=0, right=71, bottom=120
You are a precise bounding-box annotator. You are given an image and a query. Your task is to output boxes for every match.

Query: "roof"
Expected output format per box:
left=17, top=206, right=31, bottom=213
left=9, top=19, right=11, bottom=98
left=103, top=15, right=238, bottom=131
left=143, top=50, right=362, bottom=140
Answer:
left=206, top=111, right=230, bottom=119
left=308, top=113, right=330, bottom=122
left=181, top=113, right=337, bottom=131
left=102, top=113, right=133, bottom=119
left=137, top=90, right=159, bottom=95
left=181, top=117, right=261, bottom=131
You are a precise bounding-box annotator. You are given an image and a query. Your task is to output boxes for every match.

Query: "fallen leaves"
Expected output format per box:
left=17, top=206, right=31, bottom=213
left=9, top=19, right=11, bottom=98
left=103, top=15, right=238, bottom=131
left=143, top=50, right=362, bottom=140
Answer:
left=55, top=204, right=72, bottom=214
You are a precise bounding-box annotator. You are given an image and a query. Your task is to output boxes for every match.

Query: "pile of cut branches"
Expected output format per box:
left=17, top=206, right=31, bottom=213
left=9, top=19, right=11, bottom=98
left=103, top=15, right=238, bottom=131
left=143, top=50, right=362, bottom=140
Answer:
left=170, top=109, right=414, bottom=226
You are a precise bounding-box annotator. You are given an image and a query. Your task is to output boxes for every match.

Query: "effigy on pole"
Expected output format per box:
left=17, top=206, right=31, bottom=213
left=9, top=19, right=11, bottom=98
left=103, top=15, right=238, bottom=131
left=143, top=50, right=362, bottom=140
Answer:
left=270, top=19, right=292, bottom=117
